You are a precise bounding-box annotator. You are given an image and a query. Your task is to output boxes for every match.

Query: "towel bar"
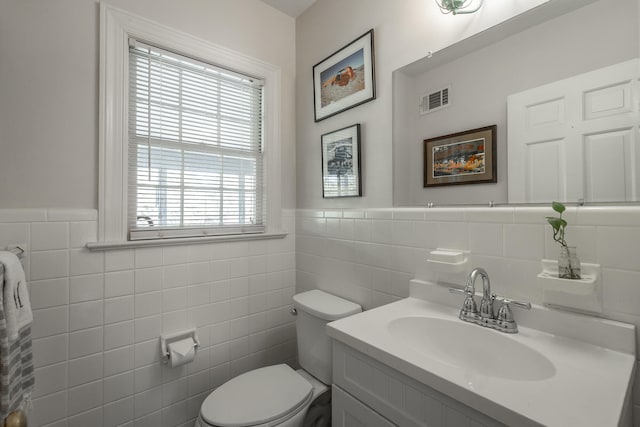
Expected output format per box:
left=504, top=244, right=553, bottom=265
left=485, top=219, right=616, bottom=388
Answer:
left=2, top=246, right=24, bottom=259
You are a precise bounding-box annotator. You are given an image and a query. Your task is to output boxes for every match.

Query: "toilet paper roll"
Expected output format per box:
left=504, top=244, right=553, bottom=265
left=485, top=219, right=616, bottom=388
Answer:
left=167, top=337, right=196, bottom=368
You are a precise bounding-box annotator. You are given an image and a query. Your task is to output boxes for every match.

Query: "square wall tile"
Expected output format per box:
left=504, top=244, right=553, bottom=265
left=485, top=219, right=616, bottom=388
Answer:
left=597, top=227, right=640, bottom=271
left=69, top=300, right=103, bottom=331
left=135, top=315, right=161, bottom=342
left=32, top=334, right=68, bottom=368
left=135, top=247, right=163, bottom=268
left=34, top=362, right=68, bottom=398
left=31, top=390, right=67, bottom=426
left=134, top=364, right=162, bottom=394
left=103, top=396, right=133, bottom=427
left=503, top=224, right=545, bottom=260
left=68, top=380, right=103, bottom=416
left=103, top=371, right=134, bottom=404
left=135, top=292, right=162, bottom=318
left=67, top=406, right=102, bottom=427
left=32, top=306, right=68, bottom=338
left=30, top=250, right=69, bottom=281
left=162, top=246, right=190, bottom=265
left=69, top=249, right=104, bottom=276
left=105, top=250, right=135, bottom=272
left=31, top=222, right=69, bottom=251
left=105, top=296, right=134, bottom=325
left=135, top=267, right=163, bottom=294
left=69, top=221, right=97, bottom=248
left=30, top=278, right=69, bottom=309
left=105, top=270, right=134, bottom=298
left=69, top=327, right=103, bottom=359
left=603, top=268, right=640, bottom=315
left=70, top=274, right=104, bottom=303
left=104, top=321, right=134, bottom=351
left=69, top=353, right=103, bottom=387
left=469, top=223, right=503, bottom=257
left=104, top=345, right=134, bottom=377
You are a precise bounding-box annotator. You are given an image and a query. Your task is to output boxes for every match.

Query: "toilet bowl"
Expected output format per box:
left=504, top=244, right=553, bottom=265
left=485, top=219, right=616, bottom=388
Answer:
left=195, top=290, right=361, bottom=427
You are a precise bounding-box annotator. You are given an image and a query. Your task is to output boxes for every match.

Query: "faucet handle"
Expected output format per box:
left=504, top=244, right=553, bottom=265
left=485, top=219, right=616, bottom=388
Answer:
left=495, top=297, right=531, bottom=322
left=449, top=287, right=478, bottom=317
left=449, top=287, right=472, bottom=296
left=497, top=297, right=531, bottom=310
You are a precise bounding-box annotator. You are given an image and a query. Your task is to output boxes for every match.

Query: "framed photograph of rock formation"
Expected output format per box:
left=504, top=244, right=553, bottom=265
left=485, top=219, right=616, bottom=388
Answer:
left=321, top=124, right=362, bottom=198
left=424, top=125, right=497, bottom=187
left=313, top=30, right=376, bottom=122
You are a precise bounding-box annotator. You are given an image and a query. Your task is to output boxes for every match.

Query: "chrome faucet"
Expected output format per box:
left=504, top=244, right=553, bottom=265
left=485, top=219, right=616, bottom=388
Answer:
left=450, top=267, right=531, bottom=333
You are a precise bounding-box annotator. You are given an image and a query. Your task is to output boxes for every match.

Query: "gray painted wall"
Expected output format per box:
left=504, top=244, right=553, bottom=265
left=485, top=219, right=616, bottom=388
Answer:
left=0, top=0, right=296, bottom=209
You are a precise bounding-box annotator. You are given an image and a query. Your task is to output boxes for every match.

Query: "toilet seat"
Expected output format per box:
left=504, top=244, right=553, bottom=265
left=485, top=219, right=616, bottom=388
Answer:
left=200, top=364, right=313, bottom=427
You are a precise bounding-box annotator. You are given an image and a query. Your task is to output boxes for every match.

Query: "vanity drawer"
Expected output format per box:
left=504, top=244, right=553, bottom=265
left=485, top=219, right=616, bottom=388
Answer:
left=332, top=341, right=504, bottom=427
left=333, top=385, right=396, bottom=427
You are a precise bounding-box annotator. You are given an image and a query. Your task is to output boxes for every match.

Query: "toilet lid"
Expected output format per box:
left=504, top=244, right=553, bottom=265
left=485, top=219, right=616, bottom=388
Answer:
left=201, top=364, right=313, bottom=427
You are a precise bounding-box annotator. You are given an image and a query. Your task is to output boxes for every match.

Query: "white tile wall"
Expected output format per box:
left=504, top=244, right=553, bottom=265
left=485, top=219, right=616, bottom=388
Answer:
left=296, top=206, right=640, bottom=427
left=3, top=205, right=639, bottom=425
left=0, top=208, right=296, bottom=427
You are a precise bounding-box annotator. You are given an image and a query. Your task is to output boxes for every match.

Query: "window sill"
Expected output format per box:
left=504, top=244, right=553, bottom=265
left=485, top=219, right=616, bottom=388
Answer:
left=86, top=231, right=288, bottom=251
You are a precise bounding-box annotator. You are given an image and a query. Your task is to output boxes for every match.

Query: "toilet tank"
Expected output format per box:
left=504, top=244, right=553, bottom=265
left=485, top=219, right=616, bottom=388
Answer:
left=292, top=290, right=361, bottom=384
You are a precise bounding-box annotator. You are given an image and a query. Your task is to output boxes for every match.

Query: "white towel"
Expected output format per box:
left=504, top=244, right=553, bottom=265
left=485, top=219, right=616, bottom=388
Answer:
left=0, top=267, right=34, bottom=421
left=0, top=252, right=32, bottom=342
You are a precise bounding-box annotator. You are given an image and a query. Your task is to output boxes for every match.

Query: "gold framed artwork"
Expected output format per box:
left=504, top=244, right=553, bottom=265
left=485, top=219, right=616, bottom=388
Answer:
left=424, top=125, right=497, bottom=187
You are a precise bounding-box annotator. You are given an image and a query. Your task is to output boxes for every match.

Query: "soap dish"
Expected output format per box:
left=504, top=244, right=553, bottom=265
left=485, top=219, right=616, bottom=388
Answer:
left=426, top=249, right=468, bottom=274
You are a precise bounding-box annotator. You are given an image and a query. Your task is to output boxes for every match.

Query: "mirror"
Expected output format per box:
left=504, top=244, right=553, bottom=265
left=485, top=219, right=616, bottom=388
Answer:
left=392, top=0, right=639, bottom=206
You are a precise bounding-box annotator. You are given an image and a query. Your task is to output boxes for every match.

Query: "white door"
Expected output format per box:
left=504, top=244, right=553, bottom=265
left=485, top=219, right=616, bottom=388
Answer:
left=507, top=58, right=639, bottom=203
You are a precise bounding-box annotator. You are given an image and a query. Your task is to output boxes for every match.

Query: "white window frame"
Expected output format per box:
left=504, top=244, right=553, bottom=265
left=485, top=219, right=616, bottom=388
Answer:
left=98, top=4, right=282, bottom=244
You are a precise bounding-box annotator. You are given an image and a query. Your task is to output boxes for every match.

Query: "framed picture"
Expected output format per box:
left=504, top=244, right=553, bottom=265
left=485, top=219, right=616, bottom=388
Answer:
left=424, top=125, right=497, bottom=187
left=313, top=30, right=376, bottom=122
left=321, top=124, right=362, bottom=198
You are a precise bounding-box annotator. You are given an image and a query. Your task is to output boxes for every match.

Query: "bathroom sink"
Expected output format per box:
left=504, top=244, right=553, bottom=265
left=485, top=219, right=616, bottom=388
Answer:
left=387, top=316, right=555, bottom=381
left=327, top=279, right=637, bottom=427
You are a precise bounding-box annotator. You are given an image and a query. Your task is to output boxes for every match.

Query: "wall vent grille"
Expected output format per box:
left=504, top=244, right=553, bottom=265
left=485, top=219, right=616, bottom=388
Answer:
left=420, top=86, right=450, bottom=115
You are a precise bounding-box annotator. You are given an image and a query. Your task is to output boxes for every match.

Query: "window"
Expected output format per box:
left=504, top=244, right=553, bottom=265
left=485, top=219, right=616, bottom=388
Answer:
left=98, top=5, right=282, bottom=244
left=128, top=40, right=264, bottom=240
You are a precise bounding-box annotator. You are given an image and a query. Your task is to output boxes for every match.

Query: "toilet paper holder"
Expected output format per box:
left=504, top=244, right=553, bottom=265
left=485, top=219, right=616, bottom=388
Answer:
left=160, top=329, right=200, bottom=362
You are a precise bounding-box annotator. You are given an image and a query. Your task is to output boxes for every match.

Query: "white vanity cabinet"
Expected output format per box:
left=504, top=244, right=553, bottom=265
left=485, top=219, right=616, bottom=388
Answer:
left=332, top=341, right=503, bottom=427
left=333, top=385, right=396, bottom=427
left=327, top=283, right=636, bottom=427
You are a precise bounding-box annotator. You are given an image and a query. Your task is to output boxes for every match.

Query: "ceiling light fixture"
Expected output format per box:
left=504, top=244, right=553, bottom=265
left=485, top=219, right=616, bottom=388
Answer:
left=435, top=0, right=484, bottom=15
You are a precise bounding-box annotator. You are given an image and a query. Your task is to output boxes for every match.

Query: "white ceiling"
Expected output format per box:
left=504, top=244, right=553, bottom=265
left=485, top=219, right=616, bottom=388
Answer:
left=259, top=0, right=317, bottom=18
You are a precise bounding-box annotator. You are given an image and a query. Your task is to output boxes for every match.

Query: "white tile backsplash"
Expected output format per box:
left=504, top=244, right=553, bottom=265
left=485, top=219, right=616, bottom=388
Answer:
left=8, top=206, right=640, bottom=425
left=296, top=206, right=640, bottom=425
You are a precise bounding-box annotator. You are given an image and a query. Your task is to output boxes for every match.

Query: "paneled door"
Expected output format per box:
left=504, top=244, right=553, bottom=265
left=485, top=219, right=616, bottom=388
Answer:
left=508, top=58, right=639, bottom=203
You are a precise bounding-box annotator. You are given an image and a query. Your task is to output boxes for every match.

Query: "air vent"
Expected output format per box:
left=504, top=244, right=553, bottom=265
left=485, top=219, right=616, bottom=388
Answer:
left=420, top=86, right=450, bottom=115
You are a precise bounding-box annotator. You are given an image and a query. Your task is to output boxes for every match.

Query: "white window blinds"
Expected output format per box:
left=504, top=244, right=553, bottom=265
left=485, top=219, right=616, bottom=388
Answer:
left=127, top=39, right=265, bottom=240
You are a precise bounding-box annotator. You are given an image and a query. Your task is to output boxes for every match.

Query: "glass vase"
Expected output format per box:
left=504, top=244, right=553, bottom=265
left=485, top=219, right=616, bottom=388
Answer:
left=558, top=246, right=581, bottom=279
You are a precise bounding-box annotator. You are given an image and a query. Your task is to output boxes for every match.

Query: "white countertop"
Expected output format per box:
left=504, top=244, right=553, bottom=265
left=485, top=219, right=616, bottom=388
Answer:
left=327, top=280, right=636, bottom=427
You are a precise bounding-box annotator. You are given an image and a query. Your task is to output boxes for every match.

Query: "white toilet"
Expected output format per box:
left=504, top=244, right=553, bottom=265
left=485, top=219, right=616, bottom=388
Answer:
left=195, top=290, right=362, bottom=427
